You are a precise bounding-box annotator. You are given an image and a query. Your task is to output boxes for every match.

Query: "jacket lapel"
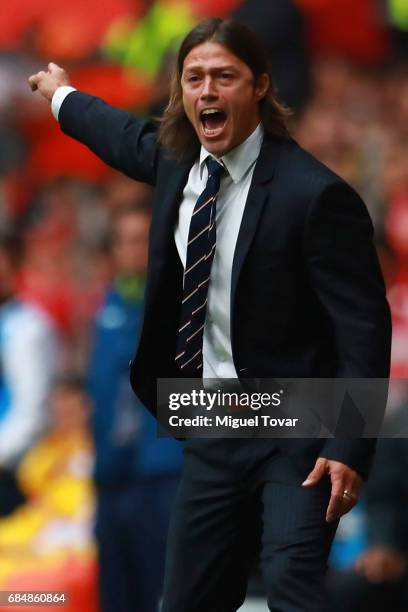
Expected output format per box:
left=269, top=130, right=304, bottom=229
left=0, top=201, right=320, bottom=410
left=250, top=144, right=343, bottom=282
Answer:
left=148, top=136, right=283, bottom=316
left=230, top=135, right=282, bottom=313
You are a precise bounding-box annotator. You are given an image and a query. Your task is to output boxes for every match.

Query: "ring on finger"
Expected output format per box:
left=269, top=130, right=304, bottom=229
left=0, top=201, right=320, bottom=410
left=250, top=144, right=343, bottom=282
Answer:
left=342, top=489, right=356, bottom=503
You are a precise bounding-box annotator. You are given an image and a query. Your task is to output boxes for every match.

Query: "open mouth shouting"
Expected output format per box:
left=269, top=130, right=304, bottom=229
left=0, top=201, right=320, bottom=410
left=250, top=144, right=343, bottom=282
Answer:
left=200, top=108, right=227, bottom=138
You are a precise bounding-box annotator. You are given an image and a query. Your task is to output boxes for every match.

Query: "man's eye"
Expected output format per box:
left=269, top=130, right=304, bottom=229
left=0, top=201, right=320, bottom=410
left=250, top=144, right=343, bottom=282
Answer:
left=220, top=73, right=233, bottom=80
left=187, top=75, right=200, bottom=82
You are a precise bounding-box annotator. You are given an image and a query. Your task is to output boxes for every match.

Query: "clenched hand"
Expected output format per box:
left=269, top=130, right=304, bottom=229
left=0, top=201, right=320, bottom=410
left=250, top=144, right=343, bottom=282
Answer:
left=28, top=63, right=70, bottom=102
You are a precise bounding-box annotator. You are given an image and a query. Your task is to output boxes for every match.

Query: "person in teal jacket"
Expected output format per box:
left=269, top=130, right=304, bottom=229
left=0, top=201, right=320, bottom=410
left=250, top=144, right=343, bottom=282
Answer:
left=88, top=205, right=182, bottom=612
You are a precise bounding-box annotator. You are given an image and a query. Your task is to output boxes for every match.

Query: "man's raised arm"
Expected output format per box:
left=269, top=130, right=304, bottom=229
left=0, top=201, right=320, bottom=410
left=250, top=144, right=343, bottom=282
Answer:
left=28, top=63, right=159, bottom=185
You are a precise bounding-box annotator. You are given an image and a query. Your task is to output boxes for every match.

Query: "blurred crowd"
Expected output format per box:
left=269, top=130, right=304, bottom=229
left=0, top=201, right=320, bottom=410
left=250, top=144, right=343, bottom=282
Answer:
left=0, top=0, right=407, bottom=611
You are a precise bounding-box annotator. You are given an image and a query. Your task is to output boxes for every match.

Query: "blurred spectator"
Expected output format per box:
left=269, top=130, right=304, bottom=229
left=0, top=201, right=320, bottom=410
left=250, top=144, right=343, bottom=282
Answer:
left=232, top=0, right=311, bottom=112
left=18, top=178, right=109, bottom=339
left=0, top=376, right=97, bottom=612
left=0, top=228, right=57, bottom=516
left=88, top=205, right=182, bottom=612
left=328, top=434, right=408, bottom=612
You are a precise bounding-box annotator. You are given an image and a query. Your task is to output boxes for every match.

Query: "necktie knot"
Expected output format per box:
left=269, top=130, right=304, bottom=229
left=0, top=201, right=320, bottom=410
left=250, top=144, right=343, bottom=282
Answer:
left=206, top=157, right=224, bottom=183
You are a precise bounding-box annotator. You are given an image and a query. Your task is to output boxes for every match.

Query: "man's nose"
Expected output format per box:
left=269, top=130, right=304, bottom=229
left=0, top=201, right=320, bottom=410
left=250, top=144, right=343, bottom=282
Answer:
left=200, top=76, right=217, bottom=99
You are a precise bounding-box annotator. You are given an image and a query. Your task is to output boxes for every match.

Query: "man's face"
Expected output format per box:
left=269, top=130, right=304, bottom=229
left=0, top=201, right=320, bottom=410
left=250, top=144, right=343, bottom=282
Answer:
left=181, top=41, right=269, bottom=157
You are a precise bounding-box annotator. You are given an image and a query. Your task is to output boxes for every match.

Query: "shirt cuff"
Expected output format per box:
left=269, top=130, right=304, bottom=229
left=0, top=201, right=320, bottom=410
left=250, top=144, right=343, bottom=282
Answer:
left=51, top=86, right=77, bottom=120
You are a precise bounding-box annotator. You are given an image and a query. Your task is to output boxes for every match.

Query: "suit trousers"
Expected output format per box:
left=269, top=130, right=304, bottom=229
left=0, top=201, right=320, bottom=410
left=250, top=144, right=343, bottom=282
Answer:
left=162, top=438, right=338, bottom=612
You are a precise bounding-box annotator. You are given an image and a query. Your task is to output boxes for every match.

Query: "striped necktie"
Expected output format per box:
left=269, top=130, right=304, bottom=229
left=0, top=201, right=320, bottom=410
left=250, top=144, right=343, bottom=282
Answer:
left=175, top=157, right=224, bottom=376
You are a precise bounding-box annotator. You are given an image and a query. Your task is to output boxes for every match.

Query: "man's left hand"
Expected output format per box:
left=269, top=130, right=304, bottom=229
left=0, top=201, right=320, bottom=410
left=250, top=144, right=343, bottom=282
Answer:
left=302, top=457, right=362, bottom=523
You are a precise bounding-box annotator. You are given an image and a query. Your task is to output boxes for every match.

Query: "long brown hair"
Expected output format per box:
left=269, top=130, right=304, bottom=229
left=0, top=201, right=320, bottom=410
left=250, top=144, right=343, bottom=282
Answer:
left=158, top=17, right=292, bottom=159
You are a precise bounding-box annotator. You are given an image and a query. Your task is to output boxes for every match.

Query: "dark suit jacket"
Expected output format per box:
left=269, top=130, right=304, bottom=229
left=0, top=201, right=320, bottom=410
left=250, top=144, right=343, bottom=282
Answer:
left=59, top=91, right=392, bottom=479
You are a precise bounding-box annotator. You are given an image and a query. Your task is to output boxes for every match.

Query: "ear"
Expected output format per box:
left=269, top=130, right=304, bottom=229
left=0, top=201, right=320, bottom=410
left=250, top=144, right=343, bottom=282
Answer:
left=254, top=73, right=270, bottom=101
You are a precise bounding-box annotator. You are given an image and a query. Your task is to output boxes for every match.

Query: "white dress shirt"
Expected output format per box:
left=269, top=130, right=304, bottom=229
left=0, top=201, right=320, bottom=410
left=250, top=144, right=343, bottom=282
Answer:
left=52, top=88, right=263, bottom=379
left=175, top=126, right=263, bottom=379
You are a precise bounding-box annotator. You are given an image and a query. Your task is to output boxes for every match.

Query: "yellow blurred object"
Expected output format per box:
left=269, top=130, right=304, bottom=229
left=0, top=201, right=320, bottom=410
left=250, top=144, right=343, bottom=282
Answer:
left=389, top=0, right=408, bottom=29
left=0, top=431, right=94, bottom=560
left=18, top=431, right=93, bottom=503
left=103, top=0, right=195, bottom=76
left=0, top=506, right=45, bottom=550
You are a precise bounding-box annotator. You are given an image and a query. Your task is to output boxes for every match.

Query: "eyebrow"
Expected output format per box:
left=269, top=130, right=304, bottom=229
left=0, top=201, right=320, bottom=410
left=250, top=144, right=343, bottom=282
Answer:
left=183, top=64, right=238, bottom=73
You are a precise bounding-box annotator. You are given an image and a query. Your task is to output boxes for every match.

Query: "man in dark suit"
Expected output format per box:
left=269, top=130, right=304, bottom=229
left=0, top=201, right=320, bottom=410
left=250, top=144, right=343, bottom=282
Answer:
left=29, top=17, right=391, bottom=612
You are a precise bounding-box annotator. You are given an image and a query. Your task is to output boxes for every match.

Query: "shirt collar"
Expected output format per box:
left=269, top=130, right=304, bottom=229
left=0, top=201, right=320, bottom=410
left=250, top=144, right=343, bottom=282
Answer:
left=199, top=123, right=264, bottom=184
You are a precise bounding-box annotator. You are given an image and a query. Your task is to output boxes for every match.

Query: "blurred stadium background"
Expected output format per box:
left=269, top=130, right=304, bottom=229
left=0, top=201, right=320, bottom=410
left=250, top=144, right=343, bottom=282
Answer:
left=0, top=0, right=407, bottom=611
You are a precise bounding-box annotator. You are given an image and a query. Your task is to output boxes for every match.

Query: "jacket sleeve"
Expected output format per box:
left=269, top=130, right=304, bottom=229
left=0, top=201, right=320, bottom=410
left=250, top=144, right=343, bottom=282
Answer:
left=58, top=91, right=159, bottom=185
left=304, top=180, right=392, bottom=479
